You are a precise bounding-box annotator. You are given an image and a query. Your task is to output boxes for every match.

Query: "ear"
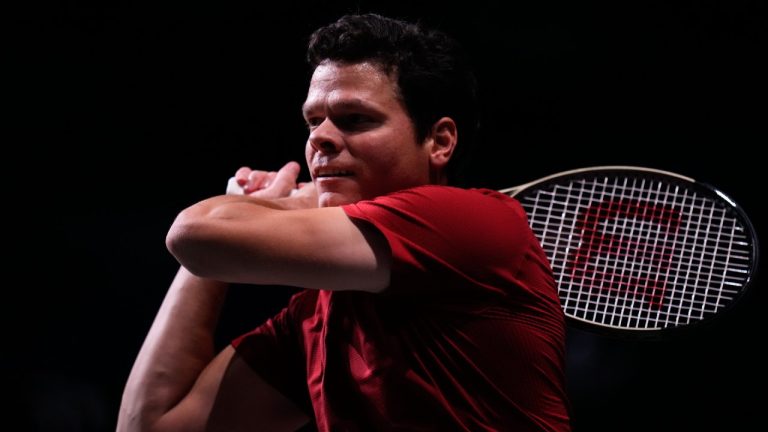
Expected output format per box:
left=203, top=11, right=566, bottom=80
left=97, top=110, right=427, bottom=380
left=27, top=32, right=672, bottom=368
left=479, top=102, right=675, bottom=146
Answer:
left=425, top=117, right=458, bottom=175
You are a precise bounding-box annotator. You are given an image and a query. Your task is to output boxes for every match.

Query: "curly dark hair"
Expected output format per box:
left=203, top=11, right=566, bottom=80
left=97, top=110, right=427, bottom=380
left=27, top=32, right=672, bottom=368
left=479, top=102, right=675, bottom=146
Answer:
left=307, top=14, right=479, bottom=183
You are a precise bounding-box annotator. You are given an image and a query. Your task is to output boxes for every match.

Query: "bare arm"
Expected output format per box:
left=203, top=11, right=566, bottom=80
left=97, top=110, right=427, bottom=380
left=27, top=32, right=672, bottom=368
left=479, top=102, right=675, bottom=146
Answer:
left=117, top=268, right=310, bottom=432
left=118, top=164, right=315, bottom=432
left=166, top=194, right=391, bottom=293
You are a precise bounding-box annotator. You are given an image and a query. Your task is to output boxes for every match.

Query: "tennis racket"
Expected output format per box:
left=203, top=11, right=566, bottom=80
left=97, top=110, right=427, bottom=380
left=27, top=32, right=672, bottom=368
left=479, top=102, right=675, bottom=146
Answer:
left=501, top=166, right=758, bottom=335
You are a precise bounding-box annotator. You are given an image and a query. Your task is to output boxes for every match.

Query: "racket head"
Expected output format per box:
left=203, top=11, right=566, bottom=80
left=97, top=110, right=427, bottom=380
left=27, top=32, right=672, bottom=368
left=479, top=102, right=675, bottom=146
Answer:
left=506, top=166, right=758, bottom=337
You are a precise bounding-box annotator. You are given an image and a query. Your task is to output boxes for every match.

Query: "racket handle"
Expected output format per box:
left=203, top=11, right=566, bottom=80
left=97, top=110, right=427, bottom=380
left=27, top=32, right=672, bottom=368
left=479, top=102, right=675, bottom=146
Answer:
left=226, top=177, right=245, bottom=195
left=225, top=176, right=302, bottom=196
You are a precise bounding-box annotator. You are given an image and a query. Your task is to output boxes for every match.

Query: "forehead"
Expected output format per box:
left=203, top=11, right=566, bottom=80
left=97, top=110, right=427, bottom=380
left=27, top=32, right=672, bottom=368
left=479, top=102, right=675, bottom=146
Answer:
left=303, top=61, right=401, bottom=113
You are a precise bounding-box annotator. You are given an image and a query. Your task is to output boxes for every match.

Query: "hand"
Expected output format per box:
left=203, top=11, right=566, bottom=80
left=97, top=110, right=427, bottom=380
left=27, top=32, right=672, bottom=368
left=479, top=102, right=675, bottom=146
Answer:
left=284, top=181, right=319, bottom=209
left=233, top=162, right=301, bottom=199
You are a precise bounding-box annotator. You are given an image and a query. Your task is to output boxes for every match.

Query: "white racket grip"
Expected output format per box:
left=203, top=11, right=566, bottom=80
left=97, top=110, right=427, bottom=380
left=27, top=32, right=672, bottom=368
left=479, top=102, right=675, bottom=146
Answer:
left=226, top=176, right=301, bottom=196
left=226, top=176, right=245, bottom=195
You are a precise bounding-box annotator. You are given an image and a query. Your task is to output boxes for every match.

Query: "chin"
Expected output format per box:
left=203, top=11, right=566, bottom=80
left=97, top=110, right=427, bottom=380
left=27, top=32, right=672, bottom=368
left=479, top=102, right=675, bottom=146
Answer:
left=318, top=191, right=361, bottom=208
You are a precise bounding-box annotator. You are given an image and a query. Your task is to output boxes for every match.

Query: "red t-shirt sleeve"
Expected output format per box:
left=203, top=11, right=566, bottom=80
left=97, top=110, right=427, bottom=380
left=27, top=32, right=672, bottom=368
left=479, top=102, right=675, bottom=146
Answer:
left=341, top=185, right=537, bottom=300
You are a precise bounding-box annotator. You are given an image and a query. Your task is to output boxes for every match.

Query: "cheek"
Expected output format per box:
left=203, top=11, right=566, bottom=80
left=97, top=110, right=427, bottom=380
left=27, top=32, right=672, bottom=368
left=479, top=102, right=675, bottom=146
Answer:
left=362, top=148, right=400, bottom=174
left=304, top=143, right=314, bottom=173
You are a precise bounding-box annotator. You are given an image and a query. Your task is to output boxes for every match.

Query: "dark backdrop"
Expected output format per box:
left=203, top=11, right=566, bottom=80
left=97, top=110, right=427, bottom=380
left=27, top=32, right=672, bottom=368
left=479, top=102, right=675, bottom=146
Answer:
left=6, top=1, right=765, bottom=431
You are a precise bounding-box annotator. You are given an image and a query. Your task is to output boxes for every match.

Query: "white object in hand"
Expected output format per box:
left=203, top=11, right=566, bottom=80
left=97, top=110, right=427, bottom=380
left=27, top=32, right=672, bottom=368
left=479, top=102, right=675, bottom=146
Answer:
left=226, top=176, right=301, bottom=196
left=226, top=177, right=245, bottom=195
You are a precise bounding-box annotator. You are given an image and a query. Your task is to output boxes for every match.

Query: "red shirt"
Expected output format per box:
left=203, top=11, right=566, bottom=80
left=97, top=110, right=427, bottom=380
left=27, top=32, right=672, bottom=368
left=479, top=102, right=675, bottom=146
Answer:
left=233, top=186, right=571, bottom=431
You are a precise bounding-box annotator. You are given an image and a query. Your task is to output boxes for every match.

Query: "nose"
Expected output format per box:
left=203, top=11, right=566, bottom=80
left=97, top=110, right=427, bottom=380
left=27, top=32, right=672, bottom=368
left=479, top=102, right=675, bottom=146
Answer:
left=308, top=119, right=343, bottom=154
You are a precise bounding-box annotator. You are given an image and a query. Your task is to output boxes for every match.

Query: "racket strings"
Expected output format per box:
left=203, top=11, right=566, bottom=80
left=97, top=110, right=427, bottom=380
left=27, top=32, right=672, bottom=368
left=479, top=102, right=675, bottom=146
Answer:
left=520, top=175, right=753, bottom=330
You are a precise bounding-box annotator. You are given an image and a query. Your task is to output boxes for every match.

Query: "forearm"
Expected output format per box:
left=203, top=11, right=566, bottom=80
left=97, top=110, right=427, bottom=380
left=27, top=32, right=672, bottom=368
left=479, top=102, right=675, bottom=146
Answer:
left=175, top=193, right=315, bottom=218
left=165, top=194, right=315, bottom=281
left=166, top=196, right=275, bottom=277
left=118, top=267, right=228, bottom=431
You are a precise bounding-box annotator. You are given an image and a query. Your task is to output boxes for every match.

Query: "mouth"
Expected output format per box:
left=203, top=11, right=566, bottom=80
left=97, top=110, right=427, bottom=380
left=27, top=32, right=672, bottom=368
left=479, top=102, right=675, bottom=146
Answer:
left=315, top=168, right=354, bottom=178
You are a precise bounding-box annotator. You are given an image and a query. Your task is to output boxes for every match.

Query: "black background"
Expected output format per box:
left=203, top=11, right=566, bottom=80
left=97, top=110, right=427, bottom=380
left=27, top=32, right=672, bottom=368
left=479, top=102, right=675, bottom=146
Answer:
left=6, top=1, right=765, bottom=430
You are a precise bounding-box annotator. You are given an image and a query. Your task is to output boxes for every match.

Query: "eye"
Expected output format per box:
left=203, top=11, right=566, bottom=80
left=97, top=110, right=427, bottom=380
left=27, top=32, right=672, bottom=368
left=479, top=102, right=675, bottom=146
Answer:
left=305, top=117, right=324, bottom=130
left=336, top=113, right=376, bottom=130
left=348, top=114, right=369, bottom=123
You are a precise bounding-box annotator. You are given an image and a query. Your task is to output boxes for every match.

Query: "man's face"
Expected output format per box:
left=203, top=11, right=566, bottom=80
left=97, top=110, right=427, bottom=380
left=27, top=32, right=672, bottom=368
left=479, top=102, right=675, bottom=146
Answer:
left=303, top=61, right=431, bottom=207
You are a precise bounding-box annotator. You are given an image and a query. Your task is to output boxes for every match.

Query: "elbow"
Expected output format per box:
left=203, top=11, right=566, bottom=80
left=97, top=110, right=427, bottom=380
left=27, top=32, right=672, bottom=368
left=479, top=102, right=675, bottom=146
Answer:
left=165, top=212, right=190, bottom=258
left=165, top=210, right=191, bottom=261
left=166, top=211, right=211, bottom=277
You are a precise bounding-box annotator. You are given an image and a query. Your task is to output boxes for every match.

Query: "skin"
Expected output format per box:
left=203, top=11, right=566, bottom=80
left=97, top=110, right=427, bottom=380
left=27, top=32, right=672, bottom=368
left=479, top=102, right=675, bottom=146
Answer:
left=303, top=61, right=443, bottom=207
left=117, top=60, right=457, bottom=431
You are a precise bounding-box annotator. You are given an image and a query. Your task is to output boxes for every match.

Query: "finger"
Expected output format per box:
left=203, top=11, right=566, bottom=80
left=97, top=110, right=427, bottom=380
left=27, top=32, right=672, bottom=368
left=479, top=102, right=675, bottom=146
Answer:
left=235, top=167, right=253, bottom=186
left=289, top=181, right=317, bottom=203
left=245, top=170, right=270, bottom=193
left=262, top=171, right=278, bottom=188
left=268, top=161, right=301, bottom=196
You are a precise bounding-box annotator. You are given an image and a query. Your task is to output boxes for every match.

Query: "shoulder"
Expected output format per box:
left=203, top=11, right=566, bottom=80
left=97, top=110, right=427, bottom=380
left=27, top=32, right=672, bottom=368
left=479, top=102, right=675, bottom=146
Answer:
left=341, top=185, right=533, bottom=261
left=378, top=184, right=517, bottom=204
left=343, top=185, right=525, bottom=220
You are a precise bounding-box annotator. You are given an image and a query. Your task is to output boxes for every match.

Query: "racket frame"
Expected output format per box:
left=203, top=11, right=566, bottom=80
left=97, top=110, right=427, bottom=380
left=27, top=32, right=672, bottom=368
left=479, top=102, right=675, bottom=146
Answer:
left=502, top=165, right=758, bottom=337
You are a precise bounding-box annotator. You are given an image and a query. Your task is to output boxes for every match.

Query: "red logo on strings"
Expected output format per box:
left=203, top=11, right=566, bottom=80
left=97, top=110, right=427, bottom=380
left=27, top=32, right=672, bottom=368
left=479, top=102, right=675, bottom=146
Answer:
left=567, top=199, right=682, bottom=308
